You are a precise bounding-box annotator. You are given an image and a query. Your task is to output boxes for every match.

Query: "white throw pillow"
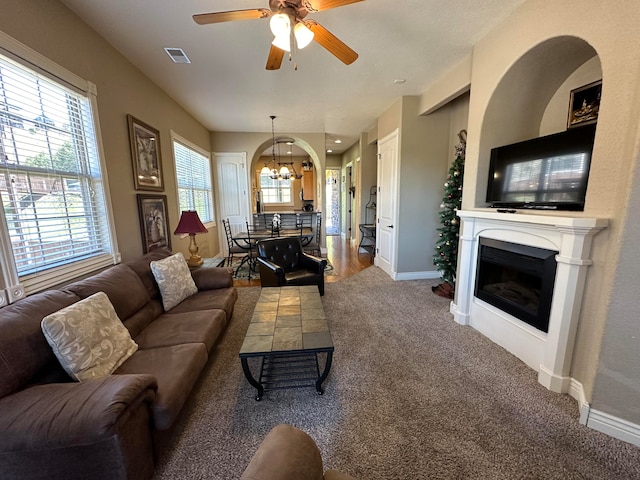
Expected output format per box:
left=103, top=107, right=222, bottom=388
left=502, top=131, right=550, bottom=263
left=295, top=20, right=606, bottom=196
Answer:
left=41, top=291, right=138, bottom=381
left=150, top=252, right=198, bottom=310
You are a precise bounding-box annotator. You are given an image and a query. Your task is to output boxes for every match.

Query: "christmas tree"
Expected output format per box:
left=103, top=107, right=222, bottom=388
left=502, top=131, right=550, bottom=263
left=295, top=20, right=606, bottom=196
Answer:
left=432, top=130, right=466, bottom=298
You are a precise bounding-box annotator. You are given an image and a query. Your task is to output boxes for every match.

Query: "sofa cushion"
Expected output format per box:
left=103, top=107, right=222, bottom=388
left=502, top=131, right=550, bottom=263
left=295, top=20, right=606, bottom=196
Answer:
left=64, top=264, right=150, bottom=321
left=167, top=287, right=238, bottom=322
left=150, top=253, right=198, bottom=311
left=0, top=290, right=80, bottom=399
left=115, top=343, right=208, bottom=430
left=133, top=309, right=227, bottom=353
left=41, top=292, right=138, bottom=381
left=126, top=248, right=173, bottom=300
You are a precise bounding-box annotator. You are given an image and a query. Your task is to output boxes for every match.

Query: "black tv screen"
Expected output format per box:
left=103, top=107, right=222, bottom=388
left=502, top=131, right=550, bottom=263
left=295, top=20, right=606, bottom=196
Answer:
left=486, top=124, right=596, bottom=211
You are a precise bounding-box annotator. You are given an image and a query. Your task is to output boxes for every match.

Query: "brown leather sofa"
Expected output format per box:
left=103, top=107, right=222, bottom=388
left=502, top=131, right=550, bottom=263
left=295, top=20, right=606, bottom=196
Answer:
left=241, top=424, right=357, bottom=480
left=0, top=248, right=237, bottom=480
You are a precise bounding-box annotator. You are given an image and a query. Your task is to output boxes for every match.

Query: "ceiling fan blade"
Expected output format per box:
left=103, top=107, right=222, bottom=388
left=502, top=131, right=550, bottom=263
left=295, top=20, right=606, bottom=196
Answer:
left=193, top=9, right=270, bottom=25
left=305, top=0, right=365, bottom=12
left=266, top=45, right=285, bottom=70
left=307, top=21, right=358, bottom=65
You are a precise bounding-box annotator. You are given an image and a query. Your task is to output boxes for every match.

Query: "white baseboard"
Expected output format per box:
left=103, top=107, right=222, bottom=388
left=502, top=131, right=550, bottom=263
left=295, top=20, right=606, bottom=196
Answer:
left=568, top=379, right=640, bottom=447
left=394, top=271, right=441, bottom=281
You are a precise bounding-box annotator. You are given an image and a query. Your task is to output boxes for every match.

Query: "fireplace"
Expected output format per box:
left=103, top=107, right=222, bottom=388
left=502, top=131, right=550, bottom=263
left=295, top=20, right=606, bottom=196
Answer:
left=474, top=238, right=557, bottom=333
left=452, top=210, right=607, bottom=394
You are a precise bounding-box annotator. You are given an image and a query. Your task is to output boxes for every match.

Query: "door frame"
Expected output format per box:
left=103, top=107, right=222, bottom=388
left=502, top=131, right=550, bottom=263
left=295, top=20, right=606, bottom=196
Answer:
left=376, top=129, right=399, bottom=277
left=213, top=152, right=250, bottom=254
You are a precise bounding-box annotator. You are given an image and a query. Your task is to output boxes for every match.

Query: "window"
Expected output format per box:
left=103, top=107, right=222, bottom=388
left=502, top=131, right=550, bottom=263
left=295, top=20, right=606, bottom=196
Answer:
left=172, top=134, right=214, bottom=223
left=260, top=174, right=292, bottom=204
left=0, top=41, right=116, bottom=300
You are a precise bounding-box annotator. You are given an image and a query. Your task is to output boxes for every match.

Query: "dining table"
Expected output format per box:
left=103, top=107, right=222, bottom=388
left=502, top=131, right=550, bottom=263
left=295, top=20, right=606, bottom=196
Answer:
left=231, top=226, right=315, bottom=278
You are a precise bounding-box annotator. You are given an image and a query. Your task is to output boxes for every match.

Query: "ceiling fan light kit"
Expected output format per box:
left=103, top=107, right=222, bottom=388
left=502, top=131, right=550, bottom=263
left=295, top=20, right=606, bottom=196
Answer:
left=193, top=0, right=363, bottom=70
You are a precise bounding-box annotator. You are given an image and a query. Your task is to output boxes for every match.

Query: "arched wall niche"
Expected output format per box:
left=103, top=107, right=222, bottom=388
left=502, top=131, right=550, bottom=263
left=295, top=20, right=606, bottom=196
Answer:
left=474, top=35, right=600, bottom=207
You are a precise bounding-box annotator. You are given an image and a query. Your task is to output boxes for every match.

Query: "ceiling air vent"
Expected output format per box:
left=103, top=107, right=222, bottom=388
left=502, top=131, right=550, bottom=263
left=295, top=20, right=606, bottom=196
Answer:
left=164, top=47, right=191, bottom=64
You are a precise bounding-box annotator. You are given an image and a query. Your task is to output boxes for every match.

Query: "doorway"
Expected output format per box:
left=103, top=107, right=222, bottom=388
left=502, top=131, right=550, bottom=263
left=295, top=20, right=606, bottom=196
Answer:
left=325, top=168, right=341, bottom=235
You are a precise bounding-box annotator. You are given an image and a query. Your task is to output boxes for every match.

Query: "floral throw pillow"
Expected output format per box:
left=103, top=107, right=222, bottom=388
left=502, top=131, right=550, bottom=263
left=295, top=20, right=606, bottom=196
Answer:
left=41, top=291, right=138, bottom=381
left=150, top=252, right=198, bottom=310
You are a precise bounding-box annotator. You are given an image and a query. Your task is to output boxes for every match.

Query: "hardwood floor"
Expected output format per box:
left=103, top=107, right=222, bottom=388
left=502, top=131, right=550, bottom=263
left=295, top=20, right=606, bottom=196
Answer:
left=232, top=235, right=372, bottom=288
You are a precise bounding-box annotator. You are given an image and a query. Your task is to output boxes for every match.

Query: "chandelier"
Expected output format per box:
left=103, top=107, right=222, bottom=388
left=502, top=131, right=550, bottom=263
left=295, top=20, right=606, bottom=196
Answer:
left=260, top=115, right=300, bottom=181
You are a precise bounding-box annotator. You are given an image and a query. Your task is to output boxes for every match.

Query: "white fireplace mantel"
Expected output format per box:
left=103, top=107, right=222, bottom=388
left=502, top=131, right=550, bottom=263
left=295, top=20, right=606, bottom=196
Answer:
left=451, top=209, right=608, bottom=394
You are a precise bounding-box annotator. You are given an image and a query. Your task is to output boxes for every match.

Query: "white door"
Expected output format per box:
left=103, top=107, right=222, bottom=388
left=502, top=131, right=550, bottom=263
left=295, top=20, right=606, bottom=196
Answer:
left=376, top=130, right=398, bottom=277
left=214, top=152, right=250, bottom=252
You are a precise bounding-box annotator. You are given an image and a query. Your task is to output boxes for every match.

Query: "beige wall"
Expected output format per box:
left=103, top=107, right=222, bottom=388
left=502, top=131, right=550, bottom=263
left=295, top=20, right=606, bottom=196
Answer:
left=0, top=0, right=216, bottom=262
left=461, top=0, right=640, bottom=424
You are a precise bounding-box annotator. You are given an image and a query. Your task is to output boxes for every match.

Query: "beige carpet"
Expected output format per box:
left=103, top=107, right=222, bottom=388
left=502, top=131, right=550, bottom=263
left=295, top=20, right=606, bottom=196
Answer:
left=153, top=266, right=640, bottom=479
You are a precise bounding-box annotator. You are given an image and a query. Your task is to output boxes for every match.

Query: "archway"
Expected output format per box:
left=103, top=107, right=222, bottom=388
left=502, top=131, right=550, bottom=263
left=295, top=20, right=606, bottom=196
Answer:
left=474, top=36, right=600, bottom=207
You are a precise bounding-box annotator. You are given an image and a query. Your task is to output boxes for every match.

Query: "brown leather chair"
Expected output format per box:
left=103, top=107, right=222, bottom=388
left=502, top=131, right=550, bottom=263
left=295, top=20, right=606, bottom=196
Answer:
left=241, top=424, right=356, bottom=480
left=256, top=237, right=327, bottom=295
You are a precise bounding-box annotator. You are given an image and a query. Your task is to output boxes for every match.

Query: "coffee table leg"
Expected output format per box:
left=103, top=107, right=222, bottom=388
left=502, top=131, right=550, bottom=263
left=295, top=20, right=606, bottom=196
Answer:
left=241, top=357, right=264, bottom=401
left=315, top=351, right=333, bottom=395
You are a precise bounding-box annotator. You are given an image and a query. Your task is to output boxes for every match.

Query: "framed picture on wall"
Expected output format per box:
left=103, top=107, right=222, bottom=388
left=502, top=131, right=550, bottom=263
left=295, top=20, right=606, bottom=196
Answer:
left=128, top=114, right=164, bottom=191
left=137, top=194, right=171, bottom=253
left=567, top=80, right=602, bottom=129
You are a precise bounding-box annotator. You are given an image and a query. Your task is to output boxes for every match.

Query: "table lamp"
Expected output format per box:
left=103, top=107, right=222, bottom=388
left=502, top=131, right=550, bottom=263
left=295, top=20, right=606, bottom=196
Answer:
left=174, top=210, right=208, bottom=267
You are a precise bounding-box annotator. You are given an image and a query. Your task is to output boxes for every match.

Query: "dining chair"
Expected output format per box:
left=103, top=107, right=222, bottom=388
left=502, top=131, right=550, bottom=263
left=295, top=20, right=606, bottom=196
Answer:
left=234, top=221, right=261, bottom=279
left=222, top=218, right=248, bottom=267
left=303, top=214, right=322, bottom=257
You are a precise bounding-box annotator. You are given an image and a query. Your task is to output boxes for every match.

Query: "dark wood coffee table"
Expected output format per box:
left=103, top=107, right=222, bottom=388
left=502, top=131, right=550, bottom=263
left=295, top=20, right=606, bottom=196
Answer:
left=239, top=286, right=334, bottom=401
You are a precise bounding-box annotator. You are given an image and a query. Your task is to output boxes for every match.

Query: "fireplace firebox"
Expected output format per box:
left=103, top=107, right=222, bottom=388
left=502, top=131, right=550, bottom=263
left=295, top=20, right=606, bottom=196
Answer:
left=474, top=238, right=558, bottom=333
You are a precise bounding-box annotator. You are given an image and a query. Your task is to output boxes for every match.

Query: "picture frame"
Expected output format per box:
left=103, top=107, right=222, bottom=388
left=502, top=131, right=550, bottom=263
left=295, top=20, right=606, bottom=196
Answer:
left=137, top=194, right=171, bottom=253
left=128, top=114, right=164, bottom=191
left=567, top=80, right=602, bottom=129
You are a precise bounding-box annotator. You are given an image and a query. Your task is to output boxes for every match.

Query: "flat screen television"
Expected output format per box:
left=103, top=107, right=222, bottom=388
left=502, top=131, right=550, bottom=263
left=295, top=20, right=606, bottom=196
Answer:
left=486, top=124, right=596, bottom=211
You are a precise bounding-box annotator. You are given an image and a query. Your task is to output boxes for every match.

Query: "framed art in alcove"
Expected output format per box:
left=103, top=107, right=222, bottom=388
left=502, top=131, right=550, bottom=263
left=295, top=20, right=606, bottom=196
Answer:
left=567, top=80, right=602, bottom=129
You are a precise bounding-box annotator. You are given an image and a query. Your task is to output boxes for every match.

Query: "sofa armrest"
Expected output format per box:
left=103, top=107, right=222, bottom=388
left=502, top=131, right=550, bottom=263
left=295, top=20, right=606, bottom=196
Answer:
left=256, top=257, right=285, bottom=286
left=241, top=424, right=324, bottom=480
left=191, top=266, right=233, bottom=290
left=299, top=253, right=327, bottom=274
left=0, top=374, right=157, bottom=452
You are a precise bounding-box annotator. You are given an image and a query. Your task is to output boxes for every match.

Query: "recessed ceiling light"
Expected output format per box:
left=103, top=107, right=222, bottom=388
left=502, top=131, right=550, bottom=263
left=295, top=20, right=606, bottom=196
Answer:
left=327, top=149, right=333, bottom=153
left=393, top=79, right=406, bottom=84
left=334, top=139, right=342, bottom=144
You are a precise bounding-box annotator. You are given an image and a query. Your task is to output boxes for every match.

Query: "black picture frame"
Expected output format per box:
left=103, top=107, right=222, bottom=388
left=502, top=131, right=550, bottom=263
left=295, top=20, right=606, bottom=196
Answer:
left=128, top=114, right=164, bottom=191
left=137, top=194, right=171, bottom=253
left=567, top=80, right=602, bottom=129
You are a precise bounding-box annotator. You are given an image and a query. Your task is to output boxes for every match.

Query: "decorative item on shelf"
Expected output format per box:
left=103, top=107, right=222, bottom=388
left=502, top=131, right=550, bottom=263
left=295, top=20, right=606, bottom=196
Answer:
left=567, top=79, right=602, bottom=129
left=174, top=210, right=208, bottom=267
left=301, top=160, right=313, bottom=171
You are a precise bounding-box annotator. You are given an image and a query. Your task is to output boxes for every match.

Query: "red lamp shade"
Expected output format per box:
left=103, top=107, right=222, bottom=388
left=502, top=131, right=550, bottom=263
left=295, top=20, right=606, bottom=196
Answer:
left=174, top=210, right=208, bottom=235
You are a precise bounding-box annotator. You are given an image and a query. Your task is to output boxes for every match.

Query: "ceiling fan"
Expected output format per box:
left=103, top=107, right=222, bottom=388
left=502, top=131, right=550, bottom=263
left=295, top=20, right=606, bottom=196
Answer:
left=193, top=0, right=364, bottom=70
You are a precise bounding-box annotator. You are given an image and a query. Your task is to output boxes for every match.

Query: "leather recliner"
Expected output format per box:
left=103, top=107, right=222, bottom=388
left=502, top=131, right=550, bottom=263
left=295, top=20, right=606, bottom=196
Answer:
left=256, top=237, right=327, bottom=295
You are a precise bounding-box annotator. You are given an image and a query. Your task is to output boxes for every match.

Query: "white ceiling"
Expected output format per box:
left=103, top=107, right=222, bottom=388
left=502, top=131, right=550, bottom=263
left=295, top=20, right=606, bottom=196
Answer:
left=59, top=0, right=525, bottom=154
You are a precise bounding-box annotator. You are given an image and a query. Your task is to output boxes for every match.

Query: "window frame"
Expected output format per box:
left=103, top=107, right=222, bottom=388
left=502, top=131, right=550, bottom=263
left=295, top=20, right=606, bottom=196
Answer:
left=0, top=31, right=118, bottom=305
left=258, top=171, right=294, bottom=207
left=170, top=131, right=215, bottom=227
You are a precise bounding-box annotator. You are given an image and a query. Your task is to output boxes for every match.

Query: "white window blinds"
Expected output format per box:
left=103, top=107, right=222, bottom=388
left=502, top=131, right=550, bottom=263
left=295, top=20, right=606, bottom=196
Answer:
left=0, top=53, right=114, bottom=288
left=173, top=138, right=214, bottom=223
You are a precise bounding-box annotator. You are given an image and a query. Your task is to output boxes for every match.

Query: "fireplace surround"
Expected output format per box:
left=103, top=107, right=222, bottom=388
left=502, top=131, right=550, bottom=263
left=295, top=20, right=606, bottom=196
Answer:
left=452, top=210, right=607, bottom=394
